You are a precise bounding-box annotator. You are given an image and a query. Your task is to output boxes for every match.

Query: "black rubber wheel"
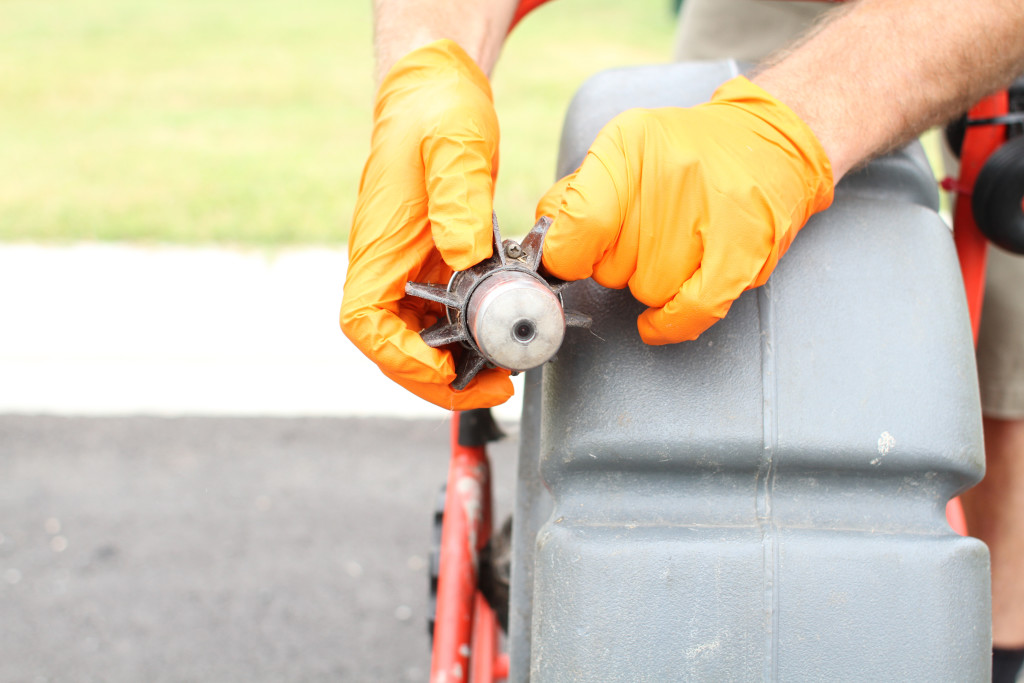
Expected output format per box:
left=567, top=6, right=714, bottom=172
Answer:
left=973, top=136, right=1024, bottom=255
left=479, top=515, right=511, bottom=633
left=426, top=491, right=512, bottom=639
left=427, top=483, right=445, bottom=642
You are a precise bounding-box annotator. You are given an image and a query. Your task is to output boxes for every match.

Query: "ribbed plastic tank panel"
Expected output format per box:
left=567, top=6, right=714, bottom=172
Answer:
left=508, top=62, right=988, bottom=682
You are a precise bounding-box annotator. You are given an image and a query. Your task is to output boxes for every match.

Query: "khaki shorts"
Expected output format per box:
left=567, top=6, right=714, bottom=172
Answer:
left=673, top=0, right=831, bottom=62
left=674, top=0, right=1024, bottom=419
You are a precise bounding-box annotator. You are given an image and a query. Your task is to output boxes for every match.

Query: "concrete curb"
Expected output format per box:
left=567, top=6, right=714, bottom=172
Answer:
left=0, top=244, right=524, bottom=420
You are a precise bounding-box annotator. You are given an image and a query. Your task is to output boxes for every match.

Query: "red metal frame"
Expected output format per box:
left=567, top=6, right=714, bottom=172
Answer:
left=430, top=412, right=507, bottom=683
left=944, top=90, right=1010, bottom=537
left=952, top=91, right=1010, bottom=340
left=509, top=0, right=554, bottom=32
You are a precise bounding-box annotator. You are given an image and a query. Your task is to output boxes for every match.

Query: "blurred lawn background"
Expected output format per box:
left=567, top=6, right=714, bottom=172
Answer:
left=0, top=0, right=676, bottom=245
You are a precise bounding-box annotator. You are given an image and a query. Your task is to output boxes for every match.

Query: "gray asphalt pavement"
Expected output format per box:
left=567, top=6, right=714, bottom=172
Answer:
left=0, top=416, right=519, bottom=682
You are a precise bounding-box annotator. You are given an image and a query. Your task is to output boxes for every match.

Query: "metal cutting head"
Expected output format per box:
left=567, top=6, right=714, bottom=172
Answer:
left=405, top=215, right=591, bottom=390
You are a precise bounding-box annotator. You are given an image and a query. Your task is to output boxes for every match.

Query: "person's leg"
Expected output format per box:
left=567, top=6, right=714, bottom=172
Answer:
left=962, top=417, right=1024, bottom=682
left=965, top=245, right=1024, bottom=681
left=963, top=417, right=1024, bottom=642
left=673, top=0, right=832, bottom=63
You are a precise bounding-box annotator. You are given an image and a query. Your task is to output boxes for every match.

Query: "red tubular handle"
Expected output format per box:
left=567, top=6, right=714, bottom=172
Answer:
left=431, top=413, right=499, bottom=682
left=954, top=90, right=1008, bottom=342
left=946, top=90, right=1009, bottom=537
left=509, top=0, right=554, bottom=32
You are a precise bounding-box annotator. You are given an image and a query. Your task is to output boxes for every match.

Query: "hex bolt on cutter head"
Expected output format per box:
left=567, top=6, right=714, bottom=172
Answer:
left=405, top=215, right=591, bottom=390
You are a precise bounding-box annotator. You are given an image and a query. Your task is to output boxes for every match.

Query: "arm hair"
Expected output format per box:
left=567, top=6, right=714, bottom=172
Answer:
left=756, top=0, right=1024, bottom=179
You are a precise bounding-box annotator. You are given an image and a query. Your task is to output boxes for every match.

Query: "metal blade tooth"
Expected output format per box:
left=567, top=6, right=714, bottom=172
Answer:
left=565, top=311, right=589, bottom=329
left=491, top=212, right=506, bottom=267
left=419, top=321, right=467, bottom=348
left=405, top=282, right=461, bottom=309
left=451, top=352, right=488, bottom=391
left=545, top=277, right=572, bottom=293
left=520, top=216, right=551, bottom=271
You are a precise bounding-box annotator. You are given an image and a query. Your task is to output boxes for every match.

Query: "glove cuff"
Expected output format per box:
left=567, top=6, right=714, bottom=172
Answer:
left=376, top=39, right=494, bottom=111
left=712, top=76, right=835, bottom=217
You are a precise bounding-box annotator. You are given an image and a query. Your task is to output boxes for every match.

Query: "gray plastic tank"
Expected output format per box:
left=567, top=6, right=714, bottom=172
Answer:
left=507, top=61, right=990, bottom=682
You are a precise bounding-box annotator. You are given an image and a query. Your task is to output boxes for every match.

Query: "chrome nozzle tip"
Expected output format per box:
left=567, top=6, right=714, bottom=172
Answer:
left=467, top=271, right=565, bottom=372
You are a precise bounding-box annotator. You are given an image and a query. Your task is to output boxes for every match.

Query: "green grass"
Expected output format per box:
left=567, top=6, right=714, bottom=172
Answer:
left=0, top=0, right=675, bottom=245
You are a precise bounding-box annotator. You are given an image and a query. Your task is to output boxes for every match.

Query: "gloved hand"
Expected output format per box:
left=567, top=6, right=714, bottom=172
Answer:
left=341, top=40, right=514, bottom=410
left=536, top=76, right=835, bottom=344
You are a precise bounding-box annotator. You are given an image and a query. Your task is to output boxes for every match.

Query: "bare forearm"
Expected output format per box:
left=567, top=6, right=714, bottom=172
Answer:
left=756, top=0, right=1024, bottom=180
left=373, top=0, right=520, bottom=82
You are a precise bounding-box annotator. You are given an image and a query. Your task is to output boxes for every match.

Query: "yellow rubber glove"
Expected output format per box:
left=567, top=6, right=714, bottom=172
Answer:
left=537, top=76, right=835, bottom=344
left=341, top=40, right=513, bottom=410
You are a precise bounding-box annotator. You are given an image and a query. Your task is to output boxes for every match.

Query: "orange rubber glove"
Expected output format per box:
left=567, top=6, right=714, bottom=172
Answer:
left=341, top=40, right=513, bottom=410
left=537, top=76, right=835, bottom=344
